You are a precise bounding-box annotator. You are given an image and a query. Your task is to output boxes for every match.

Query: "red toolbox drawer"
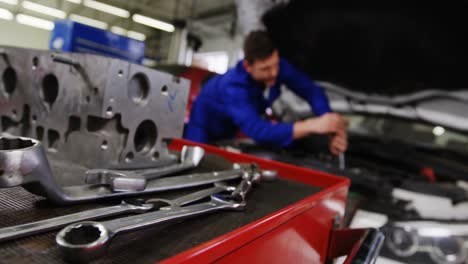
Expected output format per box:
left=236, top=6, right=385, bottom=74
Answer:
left=161, top=139, right=376, bottom=264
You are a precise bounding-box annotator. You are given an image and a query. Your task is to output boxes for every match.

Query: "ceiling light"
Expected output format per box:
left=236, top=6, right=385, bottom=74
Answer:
left=127, top=30, right=146, bottom=41
left=0, top=8, right=13, bottom=20
left=432, top=126, right=445, bottom=136
left=69, top=14, right=107, bottom=30
left=83, top=0, right=129, bottom=18
left=22, top=1, right=66, bottom=19
left=132, top=14, right=174, bottom=33
left=110, top=26, right=127, bottom=36
left=16, top=14, right=54, bottom=30
left=64, top=0, right=81, bottom=4
left=0, top=0, right=17, bottom=5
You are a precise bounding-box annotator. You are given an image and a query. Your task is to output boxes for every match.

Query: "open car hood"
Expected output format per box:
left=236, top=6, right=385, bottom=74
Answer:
left=275, top=81, right=468, bottom=133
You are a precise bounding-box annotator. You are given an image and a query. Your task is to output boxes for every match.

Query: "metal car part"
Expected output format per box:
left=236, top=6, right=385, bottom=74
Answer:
left=85, top=145, right=205, bottom=192
left=383, top=221, right=468, bottom=264
left=0, top=199, right=153, bottom=243
left=0, top=46, right=190, bottom=186
left=56, top=195, right=246, bottom=263
left=0, top=136, right=245, bottom=204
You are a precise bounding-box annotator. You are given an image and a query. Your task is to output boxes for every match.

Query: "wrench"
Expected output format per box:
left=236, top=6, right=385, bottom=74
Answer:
left=55, top=167, right=246, bottom=204
left=147, top=182, right=236, bottom=210
left=57, top=195, right=245, bottom=263
left=0, top=182, right=235, bottom=243
left=0, top=136, right=247, bottom=204
left=0, top=200, right=153, bottom=243
left=85, top=145, right=205, bottom=191
left=231, top=164, right=278, bottom=202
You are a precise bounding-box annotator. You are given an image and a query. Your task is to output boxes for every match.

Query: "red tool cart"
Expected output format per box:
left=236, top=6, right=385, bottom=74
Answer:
left=0, top=138, right=383, bottom=264
left=162, top=139, right=384, bottom=264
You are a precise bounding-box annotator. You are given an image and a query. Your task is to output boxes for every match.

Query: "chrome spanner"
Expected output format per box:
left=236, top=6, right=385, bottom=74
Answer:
left=147, top=182, right=235, bottom=210
left=0, top=137, right=245, bottom=204
left=57, top=195, right=245, bottom=263
left=0, top=182, right=235, bottom=243
left=85, top=145, right=205, bottom=192
left=0, top=200, right=153, bottom=243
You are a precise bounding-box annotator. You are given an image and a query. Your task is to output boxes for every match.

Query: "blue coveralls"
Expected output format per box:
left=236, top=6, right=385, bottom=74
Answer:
left=185, top=58, right=331, bottom=147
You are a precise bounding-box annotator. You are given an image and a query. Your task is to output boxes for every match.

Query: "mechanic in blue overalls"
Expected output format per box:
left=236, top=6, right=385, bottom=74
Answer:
left=185, top=31, right=347, bottom=155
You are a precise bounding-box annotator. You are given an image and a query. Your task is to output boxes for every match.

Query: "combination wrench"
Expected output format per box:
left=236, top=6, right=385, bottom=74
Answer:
left=56, top=165, right=276, bottom=262
left=57, top=195, right=245, bottom=262
left=0, top=200, right=153, bottom=243
left=0, top=136, right=248, bottom=204
left=0, top=182, right=236, bottom=243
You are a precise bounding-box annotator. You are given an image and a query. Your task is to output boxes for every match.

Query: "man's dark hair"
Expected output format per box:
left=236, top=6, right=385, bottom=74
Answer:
left=243, top=30, right=276, bottom=63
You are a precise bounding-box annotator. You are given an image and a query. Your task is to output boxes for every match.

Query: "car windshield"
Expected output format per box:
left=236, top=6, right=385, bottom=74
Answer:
left=344, top=114, right=468, bottom=155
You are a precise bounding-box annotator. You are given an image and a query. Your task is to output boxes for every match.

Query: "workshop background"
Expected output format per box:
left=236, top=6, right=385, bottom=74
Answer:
left=1, top=1, right=468, bottom=264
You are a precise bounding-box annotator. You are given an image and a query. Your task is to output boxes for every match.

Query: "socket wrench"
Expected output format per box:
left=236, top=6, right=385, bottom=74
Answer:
left=85, top=145, right=205, bottom=192
left=57, top=195, right=245, bottom=262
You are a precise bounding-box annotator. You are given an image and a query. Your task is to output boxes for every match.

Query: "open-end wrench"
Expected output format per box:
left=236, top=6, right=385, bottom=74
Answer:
left=56, top=195, right=245, bottom=263
left=0, top=136, right=247, bottom=204
left=55, top=167, right=246, bottom=204
left=0, top=200, right=153, bottom=243
left=0, top=136, right=267, bottom=204
left=85, top=146, right=205, bottom=191
left=146, top=182, right=236, bottom=210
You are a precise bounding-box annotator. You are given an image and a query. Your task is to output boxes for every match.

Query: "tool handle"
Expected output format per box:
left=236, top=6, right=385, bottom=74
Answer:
left=140, top=162, right=193, bottom=180
left=171, top=185, right=228, bottom=206
left=0, top=202, right=149, bottom=242
left=105, top=198, right=242, bottom=235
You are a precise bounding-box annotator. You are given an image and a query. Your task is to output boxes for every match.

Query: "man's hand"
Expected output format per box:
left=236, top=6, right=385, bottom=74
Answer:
left=293, top=112, right=348, bottom=155
left=307, top=113, right=346, bottom=134
left=329, top=129, right=348, bottom=155
left=293, top=113, right=347, bottom=138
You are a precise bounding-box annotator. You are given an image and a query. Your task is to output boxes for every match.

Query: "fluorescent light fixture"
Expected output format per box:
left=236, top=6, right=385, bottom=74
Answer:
left=127, top=30, right=146, bottom=41
left=0, top=8, right=13, bottom=20
left=84, top=0, right=129, bottom=18
left=64, top=0, right=81, bottom=4
left=22, top=1, right=66, bottom=19
left=110, top=26, right=127, bottom=35
left=0, top=0, right=17, bottom=6
left=69, top=14, right=107, bottom=29
left=132, top=14, right=174, bottom=32
left=16, top=14, right=54, bottom=30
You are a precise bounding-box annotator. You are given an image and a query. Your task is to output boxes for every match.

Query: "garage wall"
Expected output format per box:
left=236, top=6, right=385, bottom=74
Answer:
left=198, top=34, right=243, bottom=67
left=0, top=20, right=51, bottom=50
